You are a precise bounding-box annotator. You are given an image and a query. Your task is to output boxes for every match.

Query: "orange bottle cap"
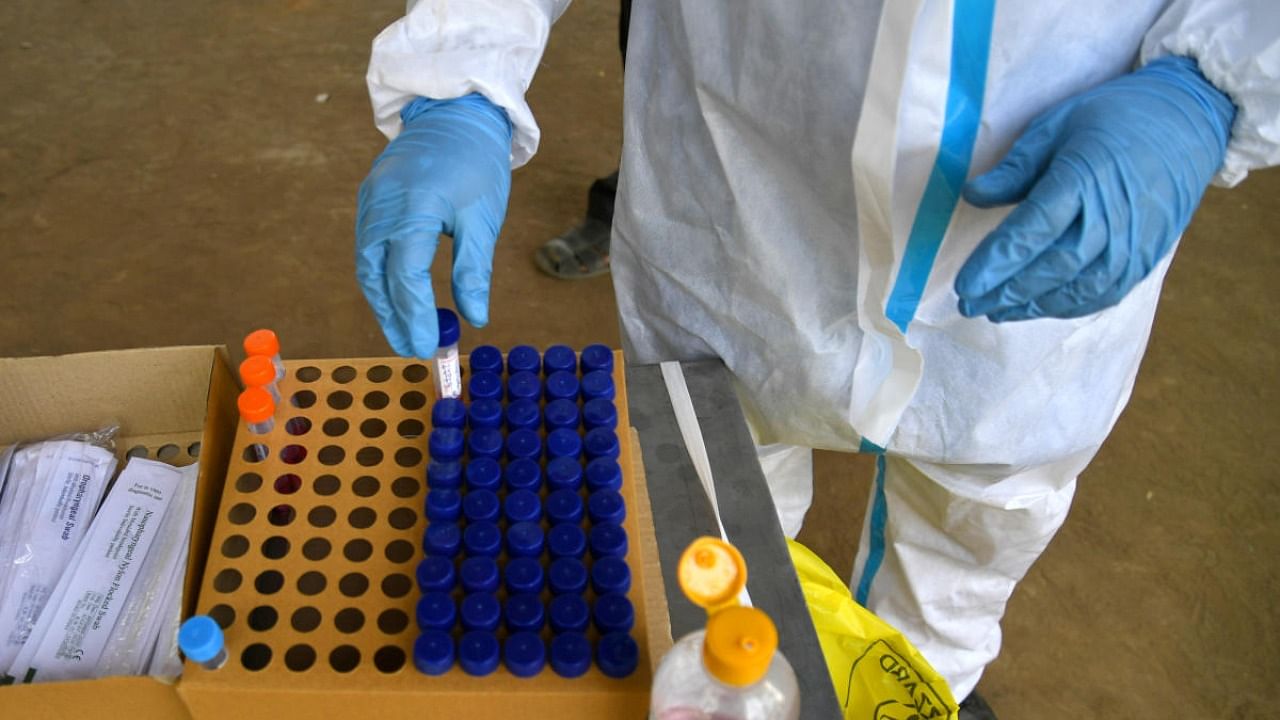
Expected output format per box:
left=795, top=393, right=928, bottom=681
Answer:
left=677, top=537, right=747, bottom=613
left=243, top=329, right=280, bottom=358
left=238, top=387, right=276, bottom=424
left=702, top=606, right=778, bottom=687
left=239, top=355, right=276, bottom=388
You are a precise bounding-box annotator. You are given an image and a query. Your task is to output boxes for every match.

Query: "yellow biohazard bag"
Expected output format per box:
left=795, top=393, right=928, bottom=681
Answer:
left=787, top=539, right=959, bottom=720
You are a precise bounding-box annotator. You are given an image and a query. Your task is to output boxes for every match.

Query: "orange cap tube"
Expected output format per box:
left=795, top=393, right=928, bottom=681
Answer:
left=239, top=355, right=276, bottom=388
left=243, top=329, right=280, bottom=358
left=238, top=387, right=276, bottom=424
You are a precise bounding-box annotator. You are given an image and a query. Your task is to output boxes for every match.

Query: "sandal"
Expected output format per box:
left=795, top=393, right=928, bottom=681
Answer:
left=534, top=218, right=612, bottom=279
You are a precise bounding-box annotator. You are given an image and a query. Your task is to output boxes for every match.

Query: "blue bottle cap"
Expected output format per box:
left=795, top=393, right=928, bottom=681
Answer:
left=593, top=593, right=635, bottom=634
left=548, top=557, right=588, bottom=596
left=549, top=632, right=592, bottom=679
left=591, top=556, right=632, bottom=595
left=437, top=308, right=461, bottom=347
left=468, top=428, right=504, bottom=460
left=504, top=458, right=542, bottom=493
left=423, top=522, right=462, bottom=558
left=580, top=370, right=616, bottom=401
left=416, top=591, right=457, bottom=631
left=431, top=398, right=467, bottom=428
left=580, top=344, right=614, bottom=374
left=507, top=345, right=541, bottom=375
left=463, top=521, right=502, bottom=557
left=544, top=371, right=580, bottom=402
left=547, top=523, right=587, bottom=560
left=467, top=371, right=503, bottom=401
left=428, top=427, right=464, bottom=461
left=463, top=489, right=501, bottom=523
left=582, top=398, right=619, bottom=430
left=469, top=344, right=504, bottom=375
left=460, top=592, right=501, bottom=632
left=543, top=344, right=578, bottom=376
left=505, top=399, right=541, bottom=432
left=584, top=427, right=621, bottom=460
left=545, top=489, right=584, bottom=526
left=503, top=489, right=542, bottom=525
left=544, top=399, right=580, bottom=431
left=504, top=557, right=545, bottom=594
left=427, top=459, right=463, bottom=489
left=424, top=488, right=462, bottom=522
left=178, top=616, right=224, bottom=663
left=504, top=594, right=546, bottom=634
left=505, top=429, right=542, bottom=462
left=585, top=457, right=623, bottom=492
left=506, top=521, right=545, bottom=559
left=467, top=398, right=503, bottom=430
left=545, top=456, right=583, bottom=492
left=588, top=489, right=627, bottom=525
left=548, top=594, right=591, bottom=634
left=504, top=631, right=547, bottom=678
left=465, top=457, right=502, bottom=492
left=458, top=631, right=500, bottom=677
left=597, top=632, right=639, bottom=679
left=459, top=556, right=500, bottom=594
left=507, top=371, right=542, bottom=403
left=589, top=523, right=628, bottom=559
left=415, top=556, right=456, bottom=593
left=545, top=428, right=583, bottom=460
left=413, top=630, right=455, bottom=676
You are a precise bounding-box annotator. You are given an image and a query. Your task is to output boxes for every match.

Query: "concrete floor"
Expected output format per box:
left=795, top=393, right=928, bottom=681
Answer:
left=1, top=1, right=1276, bottom=716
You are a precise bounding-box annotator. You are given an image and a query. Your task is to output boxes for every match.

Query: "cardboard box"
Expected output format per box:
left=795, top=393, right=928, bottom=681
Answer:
left=0, top=346, right=240, bottom=720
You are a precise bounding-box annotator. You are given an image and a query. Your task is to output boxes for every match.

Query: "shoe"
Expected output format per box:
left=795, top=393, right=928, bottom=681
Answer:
left=533, top=217, right=612, bottom=279
left=959, top=691, right=997, bottom=720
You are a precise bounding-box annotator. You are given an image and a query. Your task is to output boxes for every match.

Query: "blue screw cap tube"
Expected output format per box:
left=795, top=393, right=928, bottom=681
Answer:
left=504, top=557, right=545, bottom=594
left=545, top=428, right=583, bottom=461
left=459, top=556, right=501, bottom=594
left=423, top=522, right=462, bottom=558
left=597, top=632, right=639, bottom=679
left=589, top=523, right=628, bottom=559
left=424, top=489, right=462, bottom=522
left=427, top=460, right=463, bottom=490
left=505, top=594, right=546, bottom=634
left=428, top=427, right=464, bottom=461
left=507, top=345, right=541, bottom=375
left=505, top=399, right=541, bottom=432
left=544, top=399, right=580, bottom=432
left=504, top=458, right=542, bottom=493
left=580, top=344, right=614, bottom=374
left=504, top=632, right=547, bottom=678
left=463, top=521, right=502, bottom=557
left=463, top=489, right=501, bottom=523
left=582, top=398, right=618, bottom=430
left=467, top=371, right=503, bottom=402
left=544, top=371, right=580, bottom=402
left=548, top=594, right=591, bottom=634
left=585, top=458, right=623, bottom=493
left=468, top=428, right=504, bottom=460
left=459, top=631, right=500, bottom=677
left=416, top=592, right=457, bottom=631
left=545, top=457, right=583, bottom=492
left=548, top=557, right=589, bottom=596
left=547, top=523, right=587, bottom=560
left=505, top=429, right=542, bottom=463
left=507, top=521, right=545, bottom=558
left=580, top=370, right=616, bottom=401
left=507, top=371, right=542, bottom=403
left=416, top=556, right=456, bottom=593
left=545, top=489, right=585, bottom=526
left=593, top=593, right=635, bottom=634
left=543, top=344, right=578, bottom=376
left=550, top=632, right=592, bottom=679
left=468, top=398, right=503, bottom=430
left=465, top=457, right=502, bottom=492
left=503, top=489, right=542, bottom=525
left=460, top=592, right=501, bottom=632
left=470, top=344, right=504, bottom=375
left=431, top=398, right=467, bottom=429
left=591, top=556, right=632, bottom=595
left=179, top=616, right=226, bottom=669
left=584, top=427, right=621, bottom=461
left=588, top=489, right=627, bottom=525
left=414, top=630, right=455, bottom=676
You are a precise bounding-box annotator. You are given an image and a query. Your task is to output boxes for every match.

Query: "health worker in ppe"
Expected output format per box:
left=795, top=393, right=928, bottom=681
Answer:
left=355, top=0, right=1280, bottom=711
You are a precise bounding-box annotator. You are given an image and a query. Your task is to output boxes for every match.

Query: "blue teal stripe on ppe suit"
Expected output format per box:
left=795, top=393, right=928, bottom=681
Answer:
left=856, top=0, right=995, bottom=605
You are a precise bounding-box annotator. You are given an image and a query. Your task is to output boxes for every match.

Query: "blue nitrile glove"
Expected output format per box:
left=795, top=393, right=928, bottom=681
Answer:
left=955, top=56, right=1236, bottom=322
left=356, top=94, right=513, bottom=357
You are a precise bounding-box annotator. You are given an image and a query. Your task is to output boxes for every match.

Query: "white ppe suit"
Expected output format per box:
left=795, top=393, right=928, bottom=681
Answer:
left=367, top=0, right=1280, bottom=697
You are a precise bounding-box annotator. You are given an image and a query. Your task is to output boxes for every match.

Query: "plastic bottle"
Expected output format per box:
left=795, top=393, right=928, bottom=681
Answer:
left=649, top=538, right=800, bottom=720
left=178, top=616, right=227, bottom=670
left=239, top=355, right=281, bottom=404
left=434, top=308, right=463, bottom=399
left=243, top=329, right=285, bottom=381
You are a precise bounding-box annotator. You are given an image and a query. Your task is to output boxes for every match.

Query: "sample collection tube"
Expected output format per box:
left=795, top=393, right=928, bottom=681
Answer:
left=243, top=329, right=285, bottom=381
left=178, top=616, right=227, bottom=670
left=239, top=354, right=281, bottom=404
left=238, top=386, right=276, bottom=461
left=434, top=308, right=462, bottom=399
